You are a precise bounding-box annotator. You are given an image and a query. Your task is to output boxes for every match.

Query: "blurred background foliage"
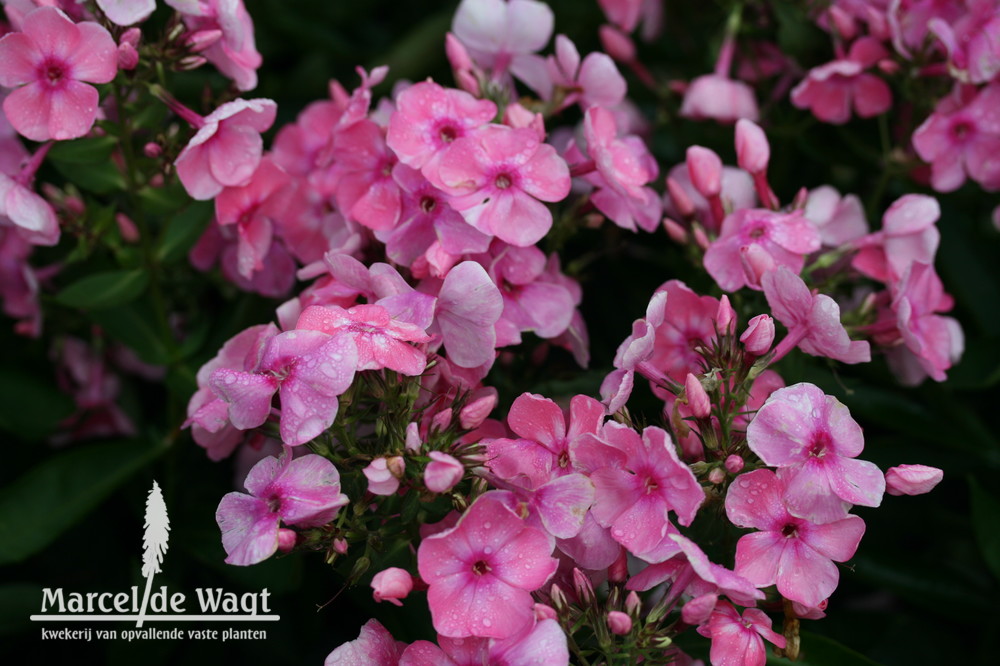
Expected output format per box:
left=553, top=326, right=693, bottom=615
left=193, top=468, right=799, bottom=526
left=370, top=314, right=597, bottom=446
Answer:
left=1, top=0, right=999, bottom=664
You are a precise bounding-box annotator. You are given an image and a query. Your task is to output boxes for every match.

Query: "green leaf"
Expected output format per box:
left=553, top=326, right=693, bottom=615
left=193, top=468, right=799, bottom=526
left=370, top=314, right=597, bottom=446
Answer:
left=50, top=159, right=125, bottom=194
left=0, top=438, right=167, bottom=565
left=0, top=367, right=75, bottom=440
left=768, top=632, right=884, bottom=666
left=157, top=201, right=213, bottom=264
left=55, top=269, right=149, bottom=310
left=88, top=301, right=171, bottom=366
left=46, top=135, right=118, bottom=164
left=969, top=476, right=1000, bottom=581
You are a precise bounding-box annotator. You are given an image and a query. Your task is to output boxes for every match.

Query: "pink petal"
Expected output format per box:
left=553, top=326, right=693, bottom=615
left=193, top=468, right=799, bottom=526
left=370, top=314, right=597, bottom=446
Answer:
left=0, top=33, right=40, bottom=87
left=96, top=0, right=156, bottom=26
left=22, top=7, right=79, bottom=62
left=533, top=473, right=595, bottom=538
left=269, top=454, right=349, bottom=526
left=427, top=570, right=534, bottom=639
left=780, top=464, right=850, bottom=524
left=67, top=22, right=118, bottom=83
left=45, top=80, right=100, bottom=140
left=725, top=468, right=787, bottom=530
left=325, top=619, right=403, bottom=666
left=208, top=123, right=264, bottom=188
left=776, top=539, right=839, bottom=607
left=802, top=515, right=865, bottom=562
left=216, top=492, right=279, bottom=566
left=209, top=368, right=278, bottom=430
left=3, top=83, right=54, bottom=142
left=733, top=530, right=784, bottom=588
left=827, top=456, right=885, bottom=508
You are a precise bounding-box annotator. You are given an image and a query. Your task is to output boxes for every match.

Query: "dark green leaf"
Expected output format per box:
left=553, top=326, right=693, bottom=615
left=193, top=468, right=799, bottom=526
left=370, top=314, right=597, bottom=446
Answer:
left=0, top=438, right=167, bottom=565
left=0, top=367, right=75, bottom=440
left=55, top=269, right=149, bottom=310
left=969, top=476, right=1000, bottom=581
left=768, top=631, right=884, bottom=665
left=157, top=201, right=213, bottom=264
left=89, top=301, right=171, bottom=366
left=50, top=159, right=125, bottom=195
left=46, top=135, right=118, bottom=164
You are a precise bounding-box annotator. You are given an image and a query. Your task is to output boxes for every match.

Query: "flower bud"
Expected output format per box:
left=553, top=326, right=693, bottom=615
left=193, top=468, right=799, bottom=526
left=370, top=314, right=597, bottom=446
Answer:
left=573, top=568, right=595, bottom=605
left=431, top=407, right=452, bottom=433
left=607, top=611, right=632, bottom=635
left=708, top=467, right=726, bottom=484
left=333, top=538, right=348, bottom=555
left=724, top=454, right=744, bottom=474
left=115, top=213, right=140, bottom=243
left=550, top=584, right=568, bottom=611
left=741, top=314, right=775, bottom=355
left=686, top=146, right=723, bottom=198
left=715, top=295, right=736, bottom=333
left=684, top=373, right=711, bottom=418
left=425, top=451, right=464, bottom=493
left=608, top=548, right=629, bottom=583
left=534, top=603, right=558, bottom=621
left=625, top=591, right=641, bottom=616
left=120, top=28, right=141, bottom=49
left=885, top=464, right=943, bottom=496
left=692, top=223, right=710, bottom=250
left=405, top=422, right=421, bottom=451
left=735, top=119, right=770, bottom=175
left=663, top=217, right=689, bottom=243
left=185, top=29, right=223, bottom=53
left=363, top=458, right=400, bottom=495
left=460, top=389, right=498, bottom=430
left=666, top=177, right=696, bottom=218
left=117, top=43, right=139, bottom=70
left=739, top=244, right=776, bottom=288
left=277, top=528, right=297, bottom=553
left=177, top=55, right=208, bottom=71
left=143, top=142, right=163, bottom=158
left=599, top=24, right=636, bottom=63
left=445, top=32, right=473, bottom=71
left=371, top=567, right=413, bottom=606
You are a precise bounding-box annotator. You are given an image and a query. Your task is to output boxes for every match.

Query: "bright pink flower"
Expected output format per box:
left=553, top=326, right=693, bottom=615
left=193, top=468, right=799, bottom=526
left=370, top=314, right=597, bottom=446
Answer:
left=741, top=314, right=775, bottom=355
left=425, top=451, right=464, bottom=493
left=432, top=260, right=504, bottom=368
left=888, top=262, right=963, bottom=384
left=452, top=0, right=553, bottom=79
left=791, top=37, right=892, bottom=125
left=600, top=289, right=667, bottom=412
left=432, top=125, right=571, bottom=247
left=726, top=468, right=866, bottom=607
left=174, top=98, right=277, bottom=200
left=646, top=280, right=719, bottom=386
left=371, top=567, right=413, bottom=606
left=585, top=422, right=704, bottom=560
left=762, top=266, right=871, bottom=364
left=0, top=7, right=117, bottom=141
left=399, top=619, right=569, bottom=666
left=924, top=4, right=1000, bottom=84
left=0, top=171, right=59, bottom=246
left=210, top=329, right=359, bottom=446
left=387, top=80, right=497, bottom=173
left=325, top=619, right=404, bottom=666
left=803, top=185, right=868, bottom=247
left=216, top=447, right=349, bottom=565
left=189, top=218, right=297, bottom=297
left=165, top=0, right=262, bottom=91
left=885, top=464, right=944, bottom=496
left=417, top=493, right=558, bottom=639
left=705, top=208, right=821, bottom=292
left=329, top=118, right=402, bottom=231
left=747, top=382, right=884, bottom=522
left=681, top=75, right=760, bottom=124
left=695, top=602, right=786, bottom=666
left=96, top=0, right=155, bottom=26
left=519, top=35, right=627, bottom=111
left=296, top=303, right=431, bottom=376
left=852, top=194, right=940, bottom=283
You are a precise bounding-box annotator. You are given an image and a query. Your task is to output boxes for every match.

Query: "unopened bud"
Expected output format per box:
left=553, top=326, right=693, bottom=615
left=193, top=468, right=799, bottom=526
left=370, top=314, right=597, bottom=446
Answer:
left=691, top=223, right=710, bottom=250
left=177, top=55, right=208, bottom=71
left=625, top=591, right=641, bottom=616
left=185, top=29, right=223, bottom=53
left=534, top=603, right=558, bottom=621
left=431, top=407, right=452, bottom=433
left=663, top=217, right=689, bottom=243
left=115, top=213, right=140, bottom=243
left=715, top=295, right=736, bottom=333
left=550, top=584, right=568, bottom=611
left=599, top=24, right=636, bottom=63
left=735, top=119, right=770, bottom=175
left=405, top=421, right=422, bottom=451
left=425, top=451, right=464, bottom=493
left=885, top=464, right=943, bottom=496
left=725, top=454, right=744, bottom=474
left=371, top=567, right=413, bottom=606
left=460, top=390, right=498, bottom=430
left=708, top=467, right=726, bottom=484
left=445, top=32, right=473, bottom=72
left=143, top=142, right=163, bottom=158
left=333, top=538, right=348, bottom=555
left=120, top=28, right=141, bottom=49
left=608, top=548, right=629, bottom=583
left=686, top=146, right=723, bottom=198
left=741, top=314, right=775, bottom=355
left=387, top=455, right=405, bottom=478
left=684, top=373, right=711, bottom=418
left=666, top=177, right=696, bottom=218
left=276, top=528, right=297, bottom=553
left=608, top=611, right=633, bottom=635
left=739, top=244, right=776, bottom=288
left=117, top=43, right=139, bottom=70
left=573, top=568, right=595, bottom=605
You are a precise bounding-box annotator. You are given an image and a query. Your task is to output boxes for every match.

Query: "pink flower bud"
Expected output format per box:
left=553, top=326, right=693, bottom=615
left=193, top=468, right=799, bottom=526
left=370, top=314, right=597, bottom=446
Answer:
left=363, top=458, right=400, bottom=496
left=277, top=528, right=297, bottom=553
left=178, top=55, right=208, bottom=71
left=431, top=407, right=452, bottom=433
left=666, top=177, right=696, bottom=218
left=459, top=390, right=498, bottom=430
left=791, top=186, right=809, bottom=209
left=534, top=603, right=558, bottom=621
left=692, top=224, right=710, bottom=250
left=741, top=314, right=775, bottom=355
left=405, top=422, right=421, bottom=451
left=877, top=59, right=900, bottom=75
left=455, top=69, right=481, bottom=96
left=425, top=451, right=464, bottom=493
left=686, top=146, right=723, bottom=198
left=333, top=538, right=348, bottom=555
left=573, top=568, right=595, bottom=605
left=599, top=24, right=636, bottom=63
left=117, top=43, right=139, bottom=70
left=735, top=119, right=770, bottom=175
left=143, top=142, right=163, bottom=158
left=715, top=295, right=736, bottom=333
left=739, top=244, right=776, bottom=288
left=724, top=454, right=744, bottom=474
left=185, top=29, right=223, bottom=53
left=828, top=7, right=857, bottom=41
left=115, top=213, right=139, bottom=243
left=885, top=464, right=943, bottom=496
left=625, top=591, right=641, bottom=615
left=120, top=28, right=141, bottom=49
left=445, top=32, right=473, bottom=72
left=608, top=548, right=629, bottom=583
left=607, top=611, right=632, bottom=635
left=708, top=467, right=726, bottom=484
left=663, top=217, right=689, bottom=243
left=684, top=373, right=711, bottom=418
left=371, top=567, right=413, bottom=606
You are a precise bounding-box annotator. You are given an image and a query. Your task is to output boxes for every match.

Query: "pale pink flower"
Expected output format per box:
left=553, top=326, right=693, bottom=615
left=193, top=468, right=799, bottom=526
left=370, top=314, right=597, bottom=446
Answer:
left=681, top=75, right=760, bottom=124
left=165, top=0, right=262, bottom=91
left=726, top=468, right=866, bottom=608
left=791, top=37, right=892, bottom=125
left=399, top=619, right=569, bottom=666
left=96, top=0, right=155, bottom=26
left=325, top=619, right=404, bottom=666
left=432, top=125, right=570, bottom=247
left=0, top=7, right=117, bottom=141
left=363, top=457, right=401, bottom=496
left=646, top=280, right=719, bottom=387
left=519, top=35, right=627, bottom=111
left=174, top=98, right=277, bottom=201
left=762, top=266, right=871, bottom=364
left=452, top=0, right=553, bottom=80
left=695, top=602, right=786, bottom=666
left=747, top=382, right=884, bottom=522
left=417, top=493, right=558, bottom=639
left=432, top=260, right=504, bottom=368
left=425, top=451, right=464, bottom=493
left=371, top=567, right=413, bottom=606
left=803, top=185, right=868, bottom=247
left=329, top=118, right=402, bottom=231
left=852, top=194, right=940, bottom=283
left=0, top=171, right=59, bottom=246
left=885, top=464, right=944, bottom=496
left=216, top=447, right=349, bottom=566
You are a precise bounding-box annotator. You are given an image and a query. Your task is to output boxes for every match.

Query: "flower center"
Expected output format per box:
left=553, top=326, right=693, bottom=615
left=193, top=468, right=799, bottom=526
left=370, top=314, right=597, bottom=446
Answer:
left=808, top=431, right=831, bottom=458
left=494, top=173, right=513, bottom=190
left=747, top=223, right=767, bottom=240
left=439, top=125, right=458, bottom=143
left=42, top=60, right=66, bottom=87
left=643, top=475, right=659, bottom=494
left=951, top=120, right=973, bottom=141
left=419, top=195, right=437, bottom=214
left=472, top=559, right=491, bottom=576
left=781, top=523, right=798, bottom=538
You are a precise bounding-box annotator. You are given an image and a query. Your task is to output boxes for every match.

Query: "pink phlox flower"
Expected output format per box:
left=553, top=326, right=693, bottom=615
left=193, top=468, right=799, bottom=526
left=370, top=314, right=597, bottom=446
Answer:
left=321, top=253, right=438, bottom=330
left=217, top=446, right=350, bottom=566
left=506, top=392, right=606, bottom=477
left=480, top=476, right=596, bottom=541
left=852, top=194, right=940, bottom=283
left=174, top=98, right=277, bottom=201
left=430, top=259, right=504, bottom=368
left=695, top=601, right=786, bottom=666
left=585, top=422, right=704, bottom=560
left=0, top=170, right=59, bottom=247
left=646, top=280, right=719, bottom=388
left=387, top=79, right=497, bottom=174
left=600, top=289, right=667, bottom=413
left=518, top=35, right=627, bottom=112
left=364, top=457, right=402, bottom=496
left=377, top=164, right=491, bottom=267
left=0, top=7, right=117, bottom=141
left=271, top=99, right=341, bottom=180
left=296, top=303, right=431, bottom=376
left=399, top=619, right=569, bottom=666
left=0, top=228, right=44, bottom=337
left=213, top=157, right=293, bottom=281
left=925, top=3, right=1000, bottom=84
left=210, top=329, right=359, bottom=446
left=704, top=208, right=821, bottom=292
left=725, top=468, right=866, bottom=607
left=803, top=185, right=868, bottom=248
left=53, top=337, right=135, bottom=443
left=328, top=118, right=402, bottom=232
left=431, top=124, right=571, bottom=247
left=324, top=619, right=405, bottom=666
left=762, top=266, right=871, bottom=364
left=664, top=162, right=757, bottom=230
left=681, top=74, right=760, bottom=124
left=189, top=218, right=297, bottom=297
left=371, top=567, right=414, bottom=607
left=885, top=464, right=944, bottom=496
left=96, top=0, right=155, bottom=26
left=417, top=492, right=559, bottom=639
left=912, top=83, right=1000, bottom=192
left=887, top=261, right=963, bottom=384
left=452, top=0, right=553, bottom=82
left=0, top=93, right=29, bottom=175
left=747, top=382, right=884, bottom=522
left=165, top=0, right=261, bottom=91
left=791, top=36, right=892, bottom=125
left=888, top=0, right=964, bottom=57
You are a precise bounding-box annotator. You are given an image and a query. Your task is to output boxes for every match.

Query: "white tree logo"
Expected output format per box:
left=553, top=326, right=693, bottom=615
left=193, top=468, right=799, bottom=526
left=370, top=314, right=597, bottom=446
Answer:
left=136, top=480, right=170, bottom=628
